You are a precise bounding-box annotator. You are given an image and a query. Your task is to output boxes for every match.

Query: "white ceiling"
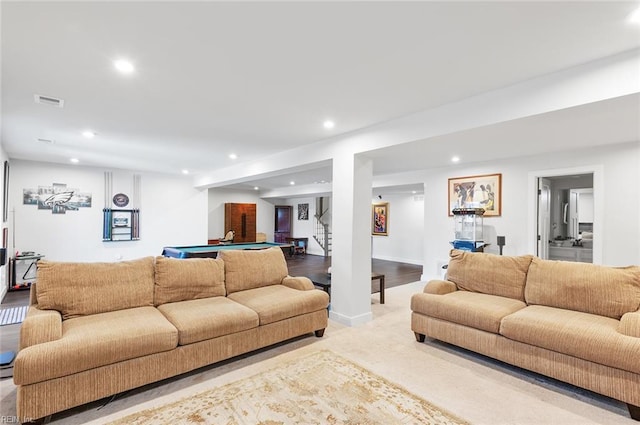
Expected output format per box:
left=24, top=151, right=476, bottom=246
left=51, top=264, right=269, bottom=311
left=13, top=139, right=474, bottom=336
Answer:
left=2, top=1, right=640, bottom=191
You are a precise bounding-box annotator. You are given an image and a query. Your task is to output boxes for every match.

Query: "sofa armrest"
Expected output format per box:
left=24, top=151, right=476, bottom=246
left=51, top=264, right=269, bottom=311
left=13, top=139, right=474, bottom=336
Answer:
left=423, top=279, right=458, bottom=295
left=282, top=276, right=315, bottom=291
left=618, top=309, right=640, bottom=338
left=20, top=306, right=63, bottom=350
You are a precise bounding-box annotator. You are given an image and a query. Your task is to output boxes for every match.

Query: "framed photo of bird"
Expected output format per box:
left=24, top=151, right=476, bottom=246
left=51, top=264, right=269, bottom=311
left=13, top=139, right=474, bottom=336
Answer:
left=23, top=182, right=92, bottom=214
left=448, top=173, right=502, bottom=217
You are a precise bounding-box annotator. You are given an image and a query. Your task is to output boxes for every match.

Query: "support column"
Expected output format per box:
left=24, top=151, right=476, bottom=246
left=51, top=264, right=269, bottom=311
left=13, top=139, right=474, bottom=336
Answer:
left=329, top=153, right=373, bottom=326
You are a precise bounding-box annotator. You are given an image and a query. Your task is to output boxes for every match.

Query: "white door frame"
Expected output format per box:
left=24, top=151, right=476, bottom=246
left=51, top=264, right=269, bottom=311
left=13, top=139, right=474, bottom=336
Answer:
left=528, top=165, right=603, bottom=264
left=537, top=177, right=551, bottom=260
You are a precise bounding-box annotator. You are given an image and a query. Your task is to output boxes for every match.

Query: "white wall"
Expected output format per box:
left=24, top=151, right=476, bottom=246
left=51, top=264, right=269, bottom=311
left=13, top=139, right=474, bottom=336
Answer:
left=371, top=193, right=424, bottom=264
left=421, top=142, right=640, bottom=279
left=10, top=160, right=208, bottom=262
left=274, top=192, right=425, bottom=263
left=207, top=188, right=276, bottom=241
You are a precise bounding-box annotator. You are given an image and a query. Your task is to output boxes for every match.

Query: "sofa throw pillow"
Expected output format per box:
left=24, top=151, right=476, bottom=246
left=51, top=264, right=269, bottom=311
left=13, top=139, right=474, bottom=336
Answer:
left=36, top=257, right=155, bottom=320
left=525, top=258, right=640, bottom=320
left=154, top=256, right=225, bottom=305
left=220, top=247, right=288, bottom=294
left=446, top=249, right=533, bottom=301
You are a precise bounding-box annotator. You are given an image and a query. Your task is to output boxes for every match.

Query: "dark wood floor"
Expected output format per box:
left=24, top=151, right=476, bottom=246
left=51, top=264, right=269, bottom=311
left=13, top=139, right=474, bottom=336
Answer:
left=0, top=255, right=422, bottom=376
left=286, top=254, right=422, bottom=289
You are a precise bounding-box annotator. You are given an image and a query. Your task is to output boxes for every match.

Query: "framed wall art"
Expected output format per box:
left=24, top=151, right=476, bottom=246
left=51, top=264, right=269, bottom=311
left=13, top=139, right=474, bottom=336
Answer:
left=297, top=203, right=309, bottom=220
left=448, top=173, right=501, bottom=216
left=372, top=202, right=389, bottom=236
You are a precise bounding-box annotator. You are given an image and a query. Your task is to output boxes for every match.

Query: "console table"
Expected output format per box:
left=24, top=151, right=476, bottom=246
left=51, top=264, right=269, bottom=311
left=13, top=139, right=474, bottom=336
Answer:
left=10, top=253, right=44, bottom=291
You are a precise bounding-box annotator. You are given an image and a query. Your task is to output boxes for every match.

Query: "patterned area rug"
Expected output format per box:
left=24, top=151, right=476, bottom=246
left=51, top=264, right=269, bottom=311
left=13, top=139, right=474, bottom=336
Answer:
left=0, top=306, right=28, bottom=326
left=108, top=350, right=469, bottom=425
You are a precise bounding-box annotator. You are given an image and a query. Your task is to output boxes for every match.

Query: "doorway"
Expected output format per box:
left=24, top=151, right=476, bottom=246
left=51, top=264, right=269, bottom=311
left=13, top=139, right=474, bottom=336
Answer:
left=532, top=167, right=600, bottom=263
left=274, top=205, right=292, bottom=243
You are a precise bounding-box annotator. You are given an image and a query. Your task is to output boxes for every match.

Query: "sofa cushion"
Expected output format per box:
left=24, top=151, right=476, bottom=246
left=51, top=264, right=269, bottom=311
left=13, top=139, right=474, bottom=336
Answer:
left=500, top=305, right=640, bottom=375
left=524, top=258, right=640, bottom=319
left=446, top=250, right=533, bottom=301
left=411, top=291, right=526, bottom=334
left=154, top=256, right=225, bottom=305
left=220, top=247, right=289, bottom=295
left=36, top=257, right=155, bottom=319
left=14, top=307, right=178, bottom=385
left=227, top=285, right=329, bottom=325
left=158, top=297, right=259, bottom=345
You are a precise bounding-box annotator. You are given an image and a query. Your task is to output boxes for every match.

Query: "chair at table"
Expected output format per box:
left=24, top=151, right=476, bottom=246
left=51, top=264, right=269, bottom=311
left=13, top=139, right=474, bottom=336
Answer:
left=292, top=239, right=306, bottom=257
left=220, top=230, right=235, bottom=243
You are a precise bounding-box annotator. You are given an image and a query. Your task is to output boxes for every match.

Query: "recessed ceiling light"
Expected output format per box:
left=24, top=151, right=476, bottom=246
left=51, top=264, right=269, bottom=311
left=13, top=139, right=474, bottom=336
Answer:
left=323, top=120, right=335, bottom=129
left=629, top=6, right=640, bottom=24
left=451, top=156, right=460, bottom=163
left=412, top=190, right=417, bottom=194
left=254, top=186, right=259, bottom=191
left=70, top=158, right=79, bottom=164
left=82, top=131, right=96, bottom=139
left=114, top=59, right=135, bottom=74
left=290, top=181, right=295, bottom=185
left=181, top=169, right=189, bottom=175
left=229, top=153, right=238, bottom=160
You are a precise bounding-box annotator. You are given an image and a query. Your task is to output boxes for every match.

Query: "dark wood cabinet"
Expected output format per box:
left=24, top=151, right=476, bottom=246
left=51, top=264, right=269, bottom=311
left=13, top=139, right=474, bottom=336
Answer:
left=225, top=203, right=256, bottom=243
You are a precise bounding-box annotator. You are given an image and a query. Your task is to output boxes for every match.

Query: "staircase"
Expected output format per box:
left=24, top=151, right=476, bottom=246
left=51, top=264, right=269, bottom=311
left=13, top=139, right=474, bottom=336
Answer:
left=313, top=197, right=332, bottom=257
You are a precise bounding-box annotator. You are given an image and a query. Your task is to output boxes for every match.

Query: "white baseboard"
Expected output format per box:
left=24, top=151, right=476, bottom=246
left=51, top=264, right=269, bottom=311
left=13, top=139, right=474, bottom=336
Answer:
left=329, top=310, right=372, bottom=327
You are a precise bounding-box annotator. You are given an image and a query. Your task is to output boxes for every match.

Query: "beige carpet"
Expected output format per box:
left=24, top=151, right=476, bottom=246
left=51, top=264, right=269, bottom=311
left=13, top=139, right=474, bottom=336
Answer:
left=107, top=349, right=468, bottom=425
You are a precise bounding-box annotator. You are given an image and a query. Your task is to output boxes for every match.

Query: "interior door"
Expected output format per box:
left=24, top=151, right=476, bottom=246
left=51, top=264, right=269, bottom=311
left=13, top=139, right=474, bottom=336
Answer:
left=537, top=177, right=551, bottom=259
left=274, top=205, right=292, bottom=243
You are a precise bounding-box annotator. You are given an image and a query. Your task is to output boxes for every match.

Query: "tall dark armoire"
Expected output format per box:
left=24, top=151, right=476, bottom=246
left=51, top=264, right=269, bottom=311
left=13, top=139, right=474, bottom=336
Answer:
left=224, top=203, right=257, bottom=243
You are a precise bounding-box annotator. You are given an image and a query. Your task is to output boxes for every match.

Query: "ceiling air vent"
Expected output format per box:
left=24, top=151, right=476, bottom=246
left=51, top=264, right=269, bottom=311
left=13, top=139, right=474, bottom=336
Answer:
left=34, top=94, right=64, bottom=108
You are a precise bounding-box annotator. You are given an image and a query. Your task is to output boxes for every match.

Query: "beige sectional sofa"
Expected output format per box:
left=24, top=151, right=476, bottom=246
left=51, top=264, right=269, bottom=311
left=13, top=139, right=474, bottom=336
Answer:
left=411, top=249, right=640, bottom=421
left=14, top=247, right=329, bottom=421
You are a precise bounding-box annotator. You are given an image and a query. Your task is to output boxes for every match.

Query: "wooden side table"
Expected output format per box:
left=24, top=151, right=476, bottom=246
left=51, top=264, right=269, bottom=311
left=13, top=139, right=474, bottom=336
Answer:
left=308, top=272, right=385, bottom=304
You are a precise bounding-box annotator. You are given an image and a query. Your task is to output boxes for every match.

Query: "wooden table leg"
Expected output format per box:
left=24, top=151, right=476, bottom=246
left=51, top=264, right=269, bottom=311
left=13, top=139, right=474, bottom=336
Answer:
left=380, top=275, right=385, bottom=304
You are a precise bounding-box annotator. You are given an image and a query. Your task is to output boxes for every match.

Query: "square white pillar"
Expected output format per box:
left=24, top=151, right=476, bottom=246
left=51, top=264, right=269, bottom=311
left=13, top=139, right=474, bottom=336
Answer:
left=329, top=153, right=373, bottom=326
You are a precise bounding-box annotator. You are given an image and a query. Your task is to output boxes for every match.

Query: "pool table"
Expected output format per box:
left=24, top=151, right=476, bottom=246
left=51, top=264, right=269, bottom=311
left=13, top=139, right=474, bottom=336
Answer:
left=161, top=242, right=294, bottom=259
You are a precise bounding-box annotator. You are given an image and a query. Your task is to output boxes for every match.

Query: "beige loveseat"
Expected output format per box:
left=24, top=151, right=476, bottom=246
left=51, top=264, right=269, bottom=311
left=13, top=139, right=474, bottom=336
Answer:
left=411, top=250, right=640, bottom=421
left=14, top=247, right=329, bottom=421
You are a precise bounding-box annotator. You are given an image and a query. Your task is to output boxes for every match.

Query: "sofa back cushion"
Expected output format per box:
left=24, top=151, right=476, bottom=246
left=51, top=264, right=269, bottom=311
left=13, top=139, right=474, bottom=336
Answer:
left=220, top=247, right=288, bottom=294
left=446, top=250, right=533, bottom=301
left=525, top=258, right=640, bottom=319
left=154, top=256, right=225, bottom=305
left=36, top=257, right=155, bottom=320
